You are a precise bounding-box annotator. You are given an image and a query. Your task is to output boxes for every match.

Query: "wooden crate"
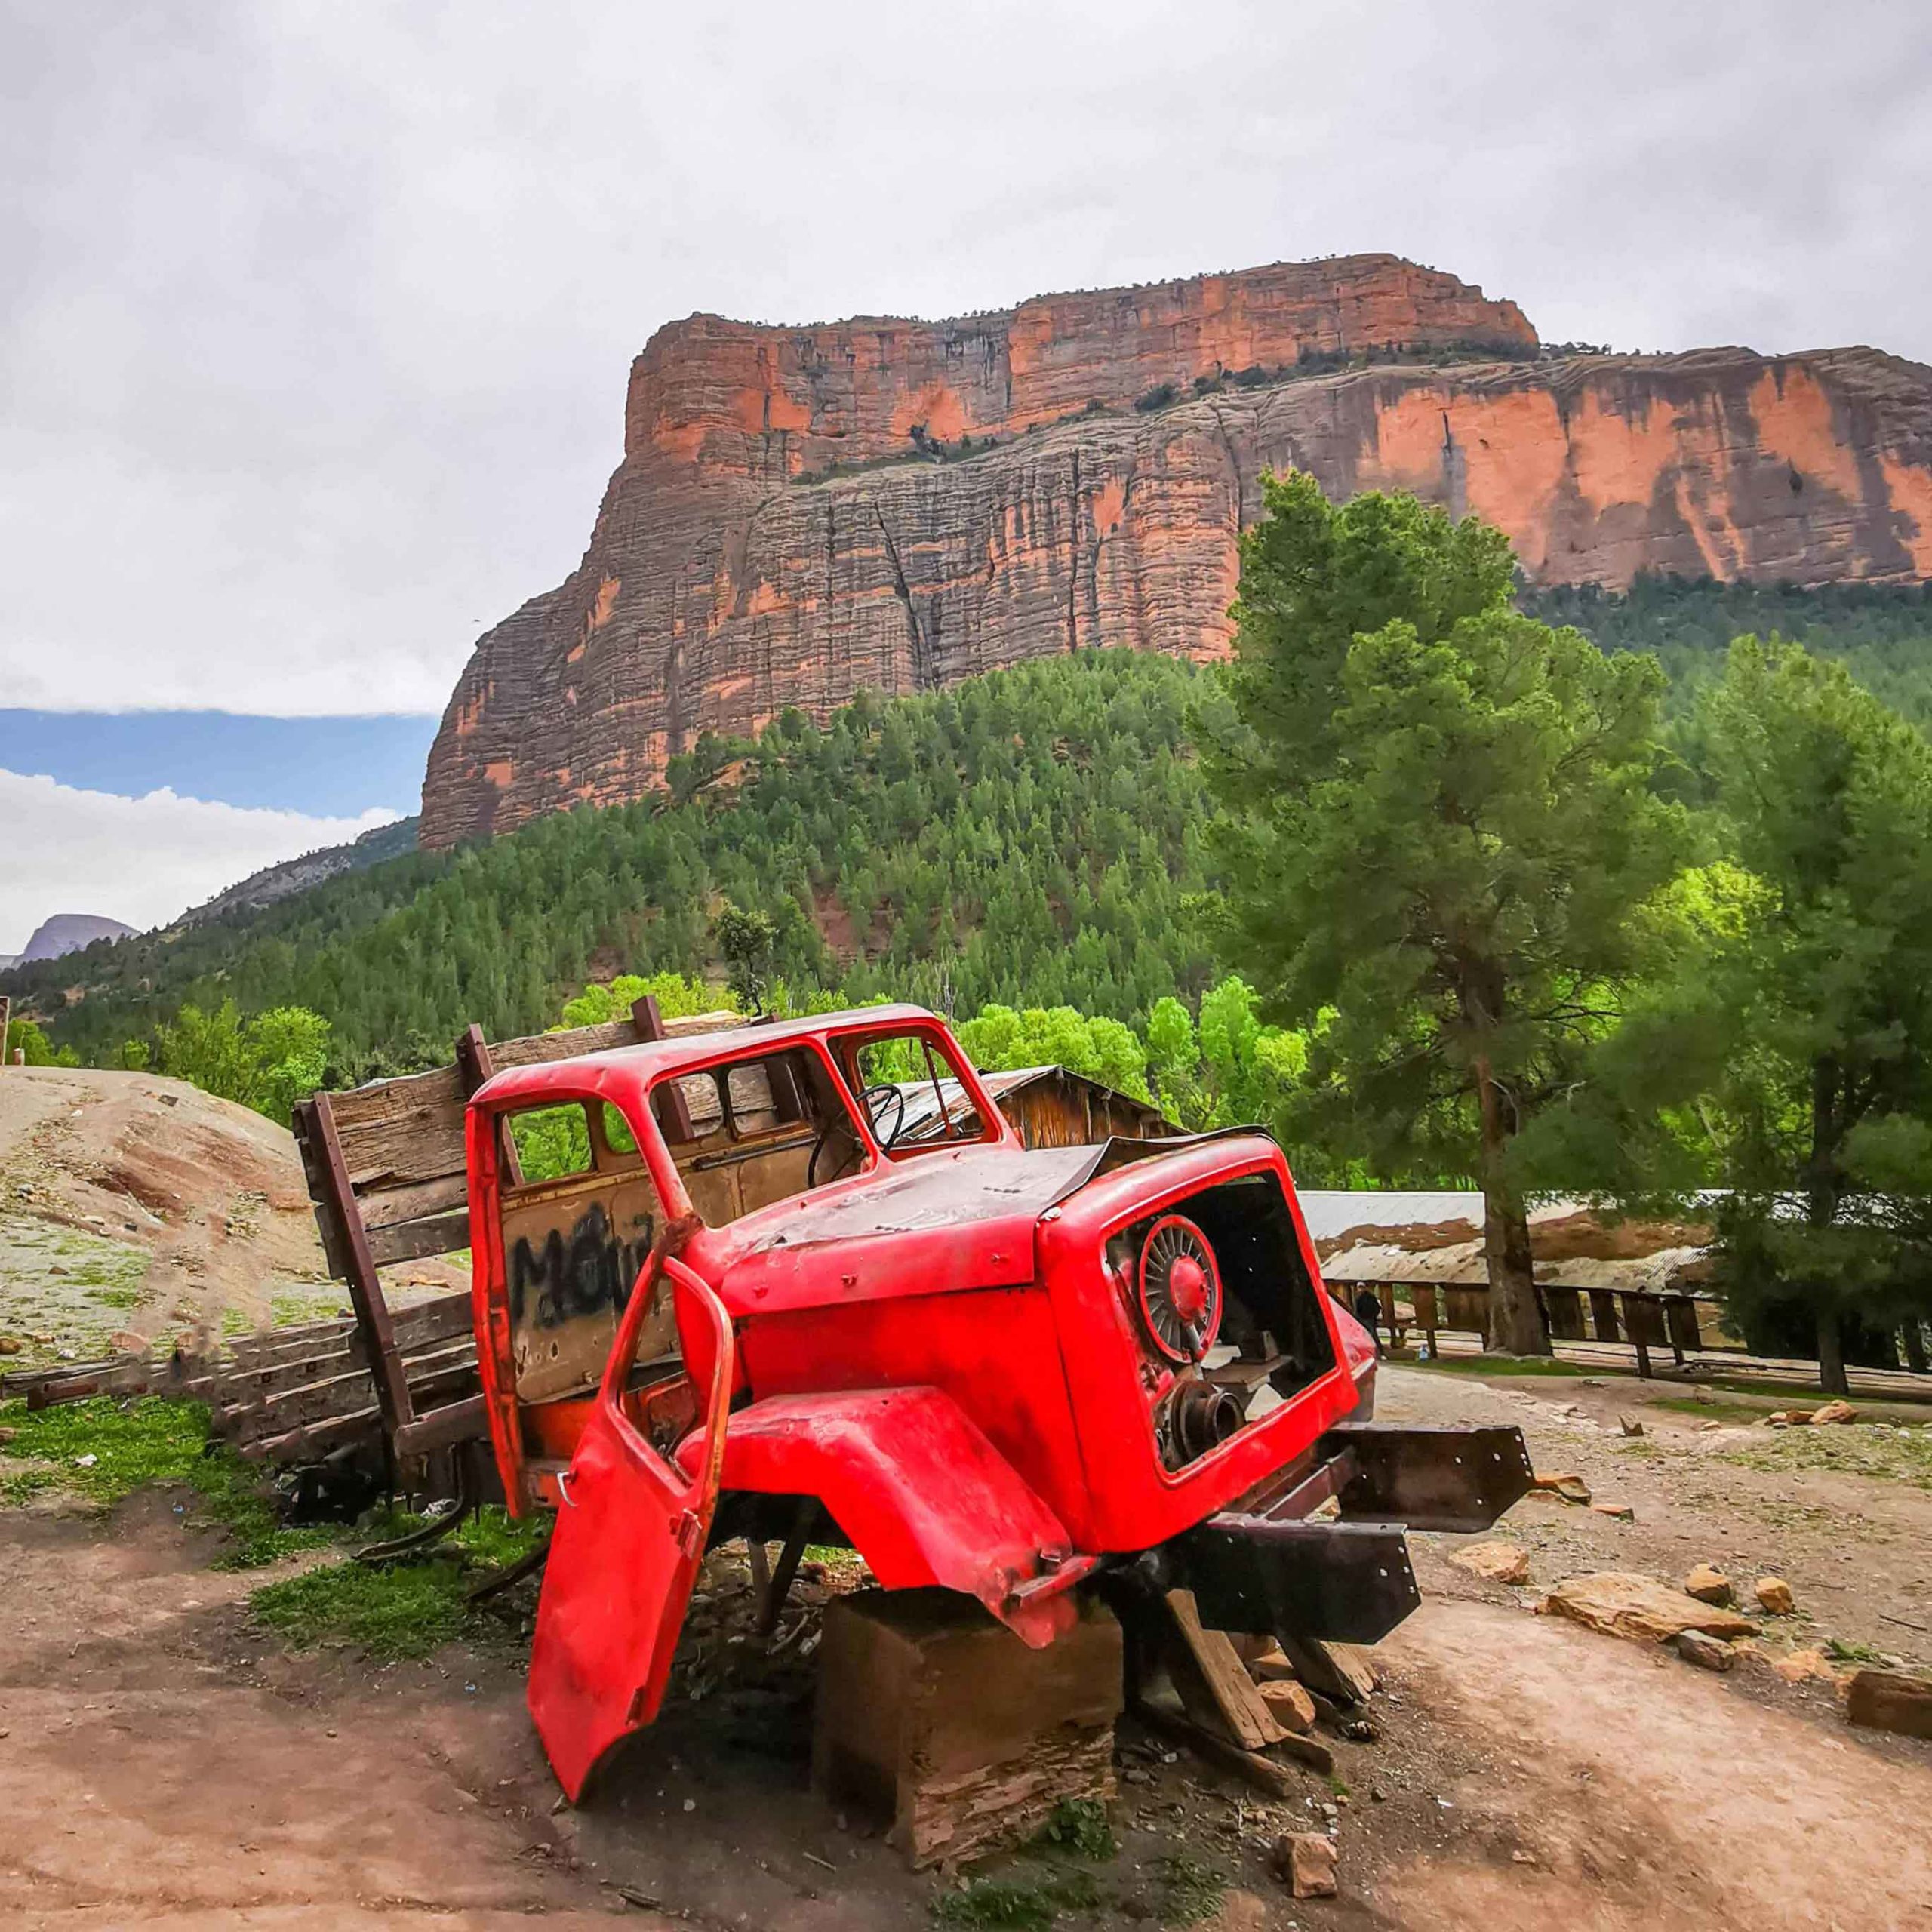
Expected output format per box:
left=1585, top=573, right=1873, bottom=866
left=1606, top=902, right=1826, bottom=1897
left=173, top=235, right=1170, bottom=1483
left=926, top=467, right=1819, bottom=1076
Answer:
left=811, top=1589, right=1121, bottom=1867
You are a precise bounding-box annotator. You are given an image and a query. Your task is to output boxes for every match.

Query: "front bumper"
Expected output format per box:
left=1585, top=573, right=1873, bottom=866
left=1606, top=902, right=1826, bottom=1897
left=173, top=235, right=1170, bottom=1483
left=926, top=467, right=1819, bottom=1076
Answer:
left=1158, top=1423, right=1535, bottom=1645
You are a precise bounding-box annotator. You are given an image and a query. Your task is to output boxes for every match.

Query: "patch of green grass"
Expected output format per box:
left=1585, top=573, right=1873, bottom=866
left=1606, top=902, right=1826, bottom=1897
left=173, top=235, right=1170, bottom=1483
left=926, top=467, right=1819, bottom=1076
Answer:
left=1647, top=1396, right=1767, bottom=1424
left=0, top=1395, right=331, bottom=1565
left=1028, top=1798, right=1115, bottom=1863
left=1721, top=1425, right=1932, bottom=1491
left=1823, top=1637, right=1886, bottom=1664
left=88, top=1286, right=145, bottom=1309
left=248, top=1506, right=546, bottom=1661
left=932, top=1869, right=1100, bottom=1929
left=1153, top=1854, right=1226, bottom=1928
left=269, top=1289, right=349, bottom=1327
left=0, top=1395, right=209, bottom=1505
left=251, top=1557, right=472, bottom=1660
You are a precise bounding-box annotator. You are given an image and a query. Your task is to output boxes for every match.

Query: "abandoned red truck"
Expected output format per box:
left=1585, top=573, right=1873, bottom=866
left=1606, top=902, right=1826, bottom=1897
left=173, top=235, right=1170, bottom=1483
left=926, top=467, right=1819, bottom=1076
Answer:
left=461, top=1004, right=1533, bottom=1798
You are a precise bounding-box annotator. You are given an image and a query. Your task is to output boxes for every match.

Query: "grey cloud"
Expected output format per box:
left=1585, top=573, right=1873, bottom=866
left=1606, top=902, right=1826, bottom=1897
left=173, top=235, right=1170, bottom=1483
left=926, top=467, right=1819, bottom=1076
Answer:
left=2, top=0, right=1927, bottom=716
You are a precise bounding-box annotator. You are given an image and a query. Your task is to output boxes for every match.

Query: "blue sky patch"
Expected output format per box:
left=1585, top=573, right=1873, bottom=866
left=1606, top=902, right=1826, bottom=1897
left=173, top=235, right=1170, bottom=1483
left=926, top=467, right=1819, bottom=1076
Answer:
left=0, top=711, right=438, bottom=817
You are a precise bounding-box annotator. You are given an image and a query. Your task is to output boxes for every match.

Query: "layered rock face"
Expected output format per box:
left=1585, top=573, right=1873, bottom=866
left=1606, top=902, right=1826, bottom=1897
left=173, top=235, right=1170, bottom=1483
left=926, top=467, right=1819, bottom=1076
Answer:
left=420, top=256, right=1932, bottom=848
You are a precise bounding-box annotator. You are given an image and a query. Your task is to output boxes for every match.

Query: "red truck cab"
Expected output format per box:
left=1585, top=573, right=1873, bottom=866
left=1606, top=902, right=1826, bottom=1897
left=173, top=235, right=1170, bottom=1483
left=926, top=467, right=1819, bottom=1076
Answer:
left=464, top=1005, right=1530, bottom=1798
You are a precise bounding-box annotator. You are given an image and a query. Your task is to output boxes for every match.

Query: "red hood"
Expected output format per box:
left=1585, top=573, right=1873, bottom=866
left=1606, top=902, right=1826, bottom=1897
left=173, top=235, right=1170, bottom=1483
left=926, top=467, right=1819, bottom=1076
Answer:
left=697, top=1143, right=1099, bottom=1318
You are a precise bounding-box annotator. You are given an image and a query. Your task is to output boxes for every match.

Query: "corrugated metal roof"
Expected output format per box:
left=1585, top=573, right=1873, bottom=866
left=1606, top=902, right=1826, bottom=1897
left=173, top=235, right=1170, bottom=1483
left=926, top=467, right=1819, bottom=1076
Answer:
left=1294, top=1190, right=1486, bottom=1241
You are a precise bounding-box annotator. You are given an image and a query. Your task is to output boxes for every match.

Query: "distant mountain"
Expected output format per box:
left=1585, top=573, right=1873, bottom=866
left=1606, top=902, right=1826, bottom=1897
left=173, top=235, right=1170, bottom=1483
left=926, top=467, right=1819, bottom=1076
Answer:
left=19, top=913, right=136, bottom=963
left=179, top=816, right=419, bottom=926
left=421, top=250, right=1932, bottom=851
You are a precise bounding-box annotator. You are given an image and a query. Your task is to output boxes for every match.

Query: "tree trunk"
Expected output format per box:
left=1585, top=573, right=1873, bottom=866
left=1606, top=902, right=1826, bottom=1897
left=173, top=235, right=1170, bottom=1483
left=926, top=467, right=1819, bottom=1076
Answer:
left=1816, top=1307, right=1850, bottom=1398
left=1475, top=1057, right=1549, bottom=1357
left=1904, top=1321, right=1929, bottom=1376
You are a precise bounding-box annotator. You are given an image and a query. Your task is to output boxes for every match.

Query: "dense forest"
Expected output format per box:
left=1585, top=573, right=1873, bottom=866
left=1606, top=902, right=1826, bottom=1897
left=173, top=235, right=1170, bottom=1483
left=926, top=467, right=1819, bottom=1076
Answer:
left=1521, top=575, right=1932, bottom=726
left=7, top=653, right=1224, bottom=1072
left=6, top=574, right=1932, bottom=1081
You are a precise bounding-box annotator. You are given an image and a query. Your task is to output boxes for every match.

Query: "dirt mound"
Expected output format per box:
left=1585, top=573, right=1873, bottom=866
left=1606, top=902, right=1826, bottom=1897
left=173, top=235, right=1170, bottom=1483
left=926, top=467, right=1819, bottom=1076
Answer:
left=0, top=1065, right=339, bottom=1361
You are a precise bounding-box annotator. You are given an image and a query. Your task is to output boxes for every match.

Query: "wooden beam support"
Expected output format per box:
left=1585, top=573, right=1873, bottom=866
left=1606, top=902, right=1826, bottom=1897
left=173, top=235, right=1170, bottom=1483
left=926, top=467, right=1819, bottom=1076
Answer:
left=634, top=993, right=695, bottom=1141
left=300, top=1091, right=413, bottom=1439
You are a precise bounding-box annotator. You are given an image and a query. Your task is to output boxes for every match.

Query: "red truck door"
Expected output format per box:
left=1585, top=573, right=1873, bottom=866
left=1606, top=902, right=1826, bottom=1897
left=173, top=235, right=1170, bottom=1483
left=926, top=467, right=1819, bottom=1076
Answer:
left=527, top=1254, right=734, bottom=1801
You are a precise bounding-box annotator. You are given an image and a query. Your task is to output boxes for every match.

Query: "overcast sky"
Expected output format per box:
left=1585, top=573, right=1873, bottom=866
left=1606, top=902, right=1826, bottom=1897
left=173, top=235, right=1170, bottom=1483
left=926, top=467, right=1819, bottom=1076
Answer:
left=3, top=0, right=1930, bottom=951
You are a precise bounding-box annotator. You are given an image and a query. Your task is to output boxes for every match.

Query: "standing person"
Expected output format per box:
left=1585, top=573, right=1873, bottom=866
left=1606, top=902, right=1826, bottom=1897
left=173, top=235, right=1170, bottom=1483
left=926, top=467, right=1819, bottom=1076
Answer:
left=1353, top=1287, right=1384, bottom=1357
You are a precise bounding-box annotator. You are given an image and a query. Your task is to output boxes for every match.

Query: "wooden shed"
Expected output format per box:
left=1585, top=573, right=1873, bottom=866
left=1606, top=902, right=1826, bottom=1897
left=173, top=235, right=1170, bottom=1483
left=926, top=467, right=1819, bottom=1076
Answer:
left=896, top=1064, right=1180, bottom=1150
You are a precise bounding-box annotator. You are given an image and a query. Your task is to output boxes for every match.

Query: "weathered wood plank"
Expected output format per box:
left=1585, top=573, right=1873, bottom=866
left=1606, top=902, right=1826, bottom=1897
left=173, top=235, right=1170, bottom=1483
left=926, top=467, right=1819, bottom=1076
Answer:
left=349, top=1291, right=475, bottom=1364
left=392, top=1394, right=490, bottom=1457
left=359, top=1172, right=472, bottom=1233
left=367, top=1211, right=473, bottom=1267
left=1162, top=1589, right=1288, bottom=1752
left=299, top=1090, right=414, bottom=1433
left=232, top=1340, right=478, bottom=1441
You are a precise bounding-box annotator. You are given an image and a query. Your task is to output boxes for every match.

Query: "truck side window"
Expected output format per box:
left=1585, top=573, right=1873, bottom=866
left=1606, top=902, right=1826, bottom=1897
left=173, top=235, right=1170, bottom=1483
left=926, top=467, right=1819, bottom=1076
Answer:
left=506, top=1103, right=594, bottom=1182
left=495, top=1097, right=669, bottom=1404
left=848, top=1032, right=987, bottom=1152
left=651, top=1047, right=861, bottom=1226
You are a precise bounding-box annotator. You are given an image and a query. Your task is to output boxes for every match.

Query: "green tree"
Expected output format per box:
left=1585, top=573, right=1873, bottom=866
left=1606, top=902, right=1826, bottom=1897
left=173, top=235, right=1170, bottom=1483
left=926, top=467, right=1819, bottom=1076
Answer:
left=954, top=1004, right=1151, bottom=1100
left=249, top=1008, right=334, bottom=1124
left=1212, top=475, right=1687, bottom=1354
left=1142, top=978, right=1307, bottom=1132
left=714, top=903, right=780, bottom=1013
left=149, top=1000, right=333, bottom=1123
left=1527, top=640, right=1932, bottom=1390
left=5, top=1015, right=78, bottom=1066
left=558, top=971, right=734, bottom=1029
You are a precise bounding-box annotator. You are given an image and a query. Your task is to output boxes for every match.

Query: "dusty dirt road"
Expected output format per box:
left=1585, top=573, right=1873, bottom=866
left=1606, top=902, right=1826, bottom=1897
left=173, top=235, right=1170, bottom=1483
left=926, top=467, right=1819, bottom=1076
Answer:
left=2, top=1364, right=1927, bottom=1929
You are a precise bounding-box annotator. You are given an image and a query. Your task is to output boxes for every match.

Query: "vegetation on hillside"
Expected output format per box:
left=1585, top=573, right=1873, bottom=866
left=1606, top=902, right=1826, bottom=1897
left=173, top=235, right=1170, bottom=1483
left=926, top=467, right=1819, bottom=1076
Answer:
left=5, top=526, right=1932, bottom=1383
left=1524, top=576, right=1932, bottom=728
left=8, top=654, right=1223, bottom=1072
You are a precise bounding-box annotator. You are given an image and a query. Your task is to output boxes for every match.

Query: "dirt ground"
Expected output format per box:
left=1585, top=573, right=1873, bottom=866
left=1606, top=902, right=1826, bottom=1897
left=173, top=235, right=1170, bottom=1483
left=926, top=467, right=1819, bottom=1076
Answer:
left=3, top=1362, right=1928, bottom=1930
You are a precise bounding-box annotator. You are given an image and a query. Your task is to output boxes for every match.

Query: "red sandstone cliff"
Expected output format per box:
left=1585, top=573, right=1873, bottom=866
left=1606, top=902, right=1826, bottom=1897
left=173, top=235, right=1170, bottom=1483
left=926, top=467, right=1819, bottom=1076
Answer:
left=420, top=255, right=1932, bottom=848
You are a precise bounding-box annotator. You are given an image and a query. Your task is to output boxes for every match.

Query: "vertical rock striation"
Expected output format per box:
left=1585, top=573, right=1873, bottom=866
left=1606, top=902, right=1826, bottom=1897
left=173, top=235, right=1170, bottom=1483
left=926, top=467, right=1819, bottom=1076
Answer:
left=420, top=256, right=1932, bottom=848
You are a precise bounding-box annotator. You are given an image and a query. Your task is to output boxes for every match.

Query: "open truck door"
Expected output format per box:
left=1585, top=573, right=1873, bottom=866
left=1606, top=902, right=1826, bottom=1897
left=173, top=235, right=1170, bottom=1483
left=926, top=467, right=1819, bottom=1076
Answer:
left=528, top=1253, right=734, bottom=1800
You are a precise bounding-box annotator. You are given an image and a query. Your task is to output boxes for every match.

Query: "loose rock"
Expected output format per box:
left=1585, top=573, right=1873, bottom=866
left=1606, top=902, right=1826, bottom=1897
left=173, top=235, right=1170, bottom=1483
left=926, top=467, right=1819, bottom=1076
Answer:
left=1770, top=1647, right=1839, bottom=1686
left=1670, top=1629, right=1736, bottom=1672
left=1754, top=1577, right=1796, bottom=1615
left=1273, top=1832, right=1339, bottom=1899
left=1846, top=1668, right=1932, bottom=1740
left=1541, top=1572, right=1755, bottom=1644
left=1259, top=1680, right=1317, bottom=1734
left=1532, top=1472, right=1592, bottom=1506
left=1809, top=1399, right=1857, bottom=1426
left=1248, top=1645, right=1299, bottom=1684
left=1684, top=1564, right=1734, bottom=1606
left=1617, top=1414, right=1644, bottom=1438
left=1450, top=1540, right=1531, bottom=1586
left=1590, top=1501, right=1635, bottom=1521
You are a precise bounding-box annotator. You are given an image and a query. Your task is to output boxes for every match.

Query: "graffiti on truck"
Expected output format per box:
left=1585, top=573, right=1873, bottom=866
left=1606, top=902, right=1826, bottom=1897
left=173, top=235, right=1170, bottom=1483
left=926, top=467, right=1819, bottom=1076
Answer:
left=509, top=1200, right=655, bottom=1330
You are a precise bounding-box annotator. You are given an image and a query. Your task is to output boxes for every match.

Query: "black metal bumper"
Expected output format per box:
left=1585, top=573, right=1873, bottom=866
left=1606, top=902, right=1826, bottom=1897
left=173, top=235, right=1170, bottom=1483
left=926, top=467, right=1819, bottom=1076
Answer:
left=1161, top=1423, right=1534, bottom=1645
